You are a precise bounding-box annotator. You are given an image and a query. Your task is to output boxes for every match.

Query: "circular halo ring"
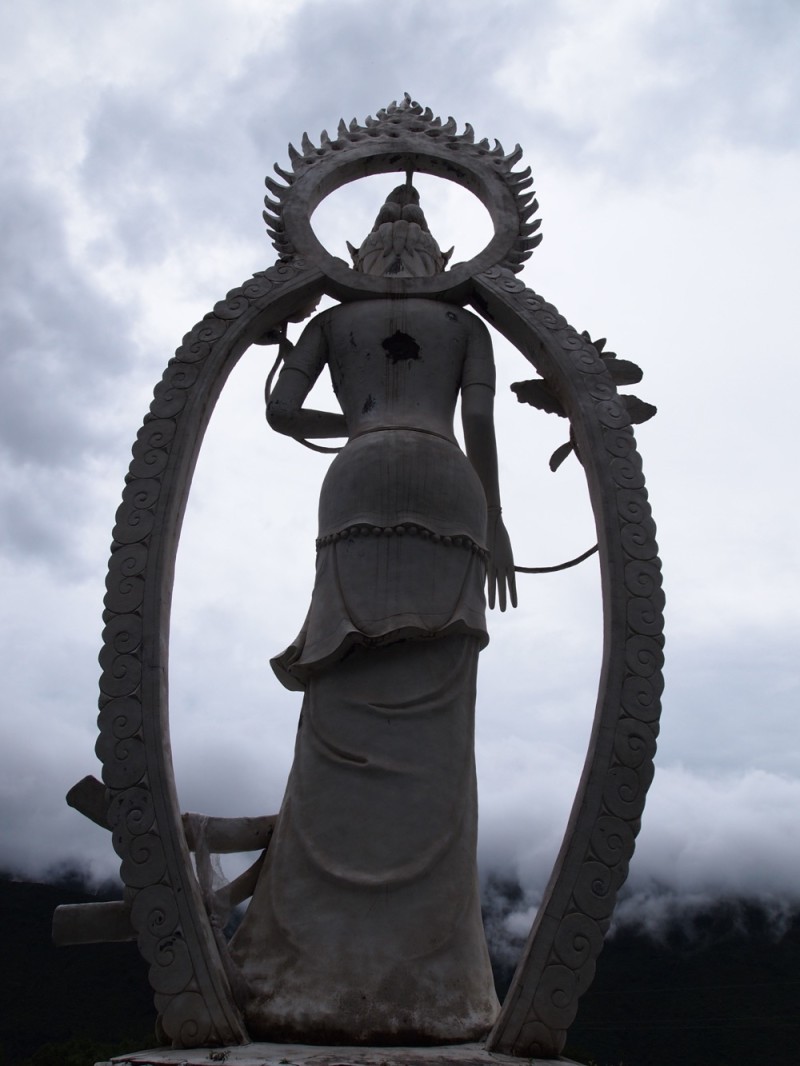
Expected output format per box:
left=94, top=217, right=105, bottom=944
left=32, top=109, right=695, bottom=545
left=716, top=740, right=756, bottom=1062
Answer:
left=282, top=141, right=520, bottom=301
left=264, top=97, right=542, bottom=303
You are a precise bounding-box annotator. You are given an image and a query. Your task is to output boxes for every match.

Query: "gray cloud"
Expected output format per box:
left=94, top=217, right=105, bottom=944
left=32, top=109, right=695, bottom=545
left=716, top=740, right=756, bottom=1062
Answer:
left=658, top=631, right=800, bottom=778
left=77, top=90, right=259, bottom=266
left=476, top=760, right=800, bottom=960
left=0, top=179, right=136, bottom=467
left=492, top=0, right=800, bottom=183
left=0, top=170, right=146, bottom=577
left=639, top=0, right=800, bottom=154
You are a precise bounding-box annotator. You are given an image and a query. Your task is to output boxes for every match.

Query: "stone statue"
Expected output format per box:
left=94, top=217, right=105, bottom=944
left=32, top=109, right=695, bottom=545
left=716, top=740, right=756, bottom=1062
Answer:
left=55, top=96, right=663, bottom=1063
left=228, top=183, right=516, bottom=1042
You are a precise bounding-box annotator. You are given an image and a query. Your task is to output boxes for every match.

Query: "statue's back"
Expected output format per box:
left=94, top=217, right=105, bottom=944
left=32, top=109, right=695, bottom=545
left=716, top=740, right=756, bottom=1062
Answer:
left=298, top=298, right=494, bottom=442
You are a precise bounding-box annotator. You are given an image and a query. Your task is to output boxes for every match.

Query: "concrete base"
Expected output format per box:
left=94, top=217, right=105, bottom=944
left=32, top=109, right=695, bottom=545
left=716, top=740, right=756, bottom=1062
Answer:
left=97, top=1042, right=582, bottom=1066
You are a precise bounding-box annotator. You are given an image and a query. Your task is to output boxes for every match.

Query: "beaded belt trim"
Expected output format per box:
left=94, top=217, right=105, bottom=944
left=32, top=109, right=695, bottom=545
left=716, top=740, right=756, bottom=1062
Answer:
left=316, top=523, right=488, bottom=560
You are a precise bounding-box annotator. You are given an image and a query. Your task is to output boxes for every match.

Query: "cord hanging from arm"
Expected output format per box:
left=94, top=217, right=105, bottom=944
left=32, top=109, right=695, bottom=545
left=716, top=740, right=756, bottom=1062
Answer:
left=514, top=543, right=598, bottom=574
left=264, top=326, right=343, bottom=455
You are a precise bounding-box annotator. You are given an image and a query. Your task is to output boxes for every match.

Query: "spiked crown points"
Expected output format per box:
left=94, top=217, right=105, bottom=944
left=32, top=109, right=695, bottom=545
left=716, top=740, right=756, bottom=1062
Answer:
left=263, top=93, right=542, bottom=275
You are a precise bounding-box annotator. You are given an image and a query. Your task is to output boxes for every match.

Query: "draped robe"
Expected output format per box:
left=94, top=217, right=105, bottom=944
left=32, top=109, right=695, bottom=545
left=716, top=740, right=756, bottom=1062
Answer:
left=230, top=300, right=500, bottom=1043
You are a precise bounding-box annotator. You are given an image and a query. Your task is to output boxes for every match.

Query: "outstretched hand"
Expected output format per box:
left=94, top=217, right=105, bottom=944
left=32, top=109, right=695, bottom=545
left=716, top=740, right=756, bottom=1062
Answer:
left=487, top=511, right=518, bottom=612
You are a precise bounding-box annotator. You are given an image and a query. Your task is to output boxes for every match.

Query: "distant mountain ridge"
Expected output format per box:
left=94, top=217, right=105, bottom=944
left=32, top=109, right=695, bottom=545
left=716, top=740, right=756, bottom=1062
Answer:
left=2, top=872, right=798, bottom=1065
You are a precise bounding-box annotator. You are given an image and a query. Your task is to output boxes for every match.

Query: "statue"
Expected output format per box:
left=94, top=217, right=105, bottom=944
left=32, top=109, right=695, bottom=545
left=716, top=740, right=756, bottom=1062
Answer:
left=54, top=96, right=664, bottom=1063
left=228, top=182, right=516, bottom=1042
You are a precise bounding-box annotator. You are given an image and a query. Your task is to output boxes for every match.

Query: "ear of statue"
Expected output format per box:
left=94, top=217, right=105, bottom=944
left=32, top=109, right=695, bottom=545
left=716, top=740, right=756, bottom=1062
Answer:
left=346, top=240, right=359, bottom=265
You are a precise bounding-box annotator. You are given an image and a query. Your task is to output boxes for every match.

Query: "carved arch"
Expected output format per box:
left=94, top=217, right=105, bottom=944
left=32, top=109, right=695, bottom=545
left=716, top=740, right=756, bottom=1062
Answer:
left=97, top=255, right=662, bottom=1055
left=94, top=100, right=661, bottom=1053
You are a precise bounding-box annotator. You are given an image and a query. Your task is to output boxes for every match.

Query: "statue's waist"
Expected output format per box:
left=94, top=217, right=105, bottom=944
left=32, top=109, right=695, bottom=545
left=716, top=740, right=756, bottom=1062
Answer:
left=348, top=424, right=458, bottom=446
left=318, top=429, right=487, bottom=546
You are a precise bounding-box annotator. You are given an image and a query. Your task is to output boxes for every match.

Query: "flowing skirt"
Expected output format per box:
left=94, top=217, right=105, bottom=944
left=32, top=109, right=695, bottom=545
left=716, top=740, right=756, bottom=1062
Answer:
left=230, top=634, right=499, bottom=1043
left=229, top=430, right=499, bottom=1042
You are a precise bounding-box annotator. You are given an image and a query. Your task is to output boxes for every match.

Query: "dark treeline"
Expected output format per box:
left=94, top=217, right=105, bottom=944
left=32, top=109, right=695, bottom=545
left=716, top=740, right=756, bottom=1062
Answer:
left=2, top=872, right=799, bottom=1065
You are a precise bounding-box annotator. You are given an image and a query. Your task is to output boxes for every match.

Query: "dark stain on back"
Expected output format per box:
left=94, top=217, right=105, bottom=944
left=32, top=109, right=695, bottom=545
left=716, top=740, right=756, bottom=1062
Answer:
left=382, top=330, right=420, bottom=363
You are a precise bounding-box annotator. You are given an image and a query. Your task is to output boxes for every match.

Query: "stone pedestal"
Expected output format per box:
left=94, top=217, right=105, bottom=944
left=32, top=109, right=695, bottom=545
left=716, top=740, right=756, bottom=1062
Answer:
left=97, top=1042, right=582, bottom=1066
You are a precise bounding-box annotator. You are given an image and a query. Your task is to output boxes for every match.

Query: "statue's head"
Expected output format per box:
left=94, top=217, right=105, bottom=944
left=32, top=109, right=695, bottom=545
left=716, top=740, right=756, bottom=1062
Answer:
left=347, top=183, right=454, bottom=278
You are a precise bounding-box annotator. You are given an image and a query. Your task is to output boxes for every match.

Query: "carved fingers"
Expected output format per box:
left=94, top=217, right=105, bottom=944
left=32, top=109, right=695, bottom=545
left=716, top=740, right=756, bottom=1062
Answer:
left=488, top=516, right=518, bottom=611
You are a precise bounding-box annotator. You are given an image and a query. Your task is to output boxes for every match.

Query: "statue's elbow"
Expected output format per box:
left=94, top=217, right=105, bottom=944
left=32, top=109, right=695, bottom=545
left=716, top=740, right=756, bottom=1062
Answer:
left=266, top=399, right=296, bottom=435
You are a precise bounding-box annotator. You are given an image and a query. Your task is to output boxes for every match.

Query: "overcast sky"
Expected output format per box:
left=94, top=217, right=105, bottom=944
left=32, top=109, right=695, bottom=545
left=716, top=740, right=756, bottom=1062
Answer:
left=2, top=0, right=799, bottom=943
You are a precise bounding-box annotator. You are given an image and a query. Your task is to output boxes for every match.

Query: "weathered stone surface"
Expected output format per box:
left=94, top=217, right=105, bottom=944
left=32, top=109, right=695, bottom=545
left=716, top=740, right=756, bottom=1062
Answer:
left=98, top=1041, right=582, bottom=1065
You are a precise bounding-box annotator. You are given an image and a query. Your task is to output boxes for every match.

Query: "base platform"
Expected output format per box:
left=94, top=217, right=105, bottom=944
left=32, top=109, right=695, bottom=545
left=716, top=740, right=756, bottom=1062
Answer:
left=98, top=1042, right=581, bottom=1066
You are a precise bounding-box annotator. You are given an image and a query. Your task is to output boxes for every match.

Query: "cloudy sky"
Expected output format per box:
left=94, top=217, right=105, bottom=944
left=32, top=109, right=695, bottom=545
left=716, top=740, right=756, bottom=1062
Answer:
left=2, top=0, right=799, bottom=942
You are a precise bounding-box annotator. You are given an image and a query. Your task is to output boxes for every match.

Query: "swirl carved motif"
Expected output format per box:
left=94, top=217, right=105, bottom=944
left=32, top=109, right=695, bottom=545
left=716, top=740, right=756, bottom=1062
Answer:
left=475, top=267, right=664, bottom=1060
left=95, top=257, right=321, bottom=1047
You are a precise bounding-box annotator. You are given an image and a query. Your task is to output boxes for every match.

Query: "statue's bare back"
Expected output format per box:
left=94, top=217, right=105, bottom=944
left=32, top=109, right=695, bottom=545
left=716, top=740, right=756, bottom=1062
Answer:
left=323, top=298, right=491, bottom=442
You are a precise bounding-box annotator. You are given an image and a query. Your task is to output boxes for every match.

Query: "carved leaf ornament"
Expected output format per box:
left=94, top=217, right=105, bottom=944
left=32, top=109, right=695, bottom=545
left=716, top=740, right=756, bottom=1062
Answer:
left=82, top=94, right=663, bottom=1056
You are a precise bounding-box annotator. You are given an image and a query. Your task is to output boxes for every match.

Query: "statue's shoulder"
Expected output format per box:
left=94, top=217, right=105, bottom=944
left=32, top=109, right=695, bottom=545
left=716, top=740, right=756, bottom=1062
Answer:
left=328, top=298, right=486, bottom=324
left=454, top=304, right=491, bottom=335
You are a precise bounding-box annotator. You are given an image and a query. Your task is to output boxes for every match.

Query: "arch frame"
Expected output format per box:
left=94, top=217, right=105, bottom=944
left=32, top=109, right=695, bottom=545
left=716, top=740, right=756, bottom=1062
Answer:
left=93, top=100, right=662, bottom=1056
left=96, top=258, right=662, bottom=1055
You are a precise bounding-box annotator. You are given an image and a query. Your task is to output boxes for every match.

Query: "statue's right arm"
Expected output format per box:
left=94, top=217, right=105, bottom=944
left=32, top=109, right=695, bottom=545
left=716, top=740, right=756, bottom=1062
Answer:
left=266, top=315, right=349, bottom=440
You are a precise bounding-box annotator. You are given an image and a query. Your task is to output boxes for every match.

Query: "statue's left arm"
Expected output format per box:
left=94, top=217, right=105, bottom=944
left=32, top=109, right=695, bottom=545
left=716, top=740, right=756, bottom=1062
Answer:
left=461, top=318, right=517, bottom=612
left=266, top=313, right=348, bottom=440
